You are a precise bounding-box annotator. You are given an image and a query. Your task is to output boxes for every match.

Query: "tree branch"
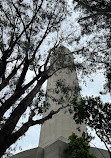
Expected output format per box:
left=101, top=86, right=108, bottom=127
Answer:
left=0, top=60, right=23, bottom=91
left=0, top=77, right=46, bottom=135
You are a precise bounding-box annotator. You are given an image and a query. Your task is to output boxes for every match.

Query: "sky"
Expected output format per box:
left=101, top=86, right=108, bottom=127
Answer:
left=3, top=0, right=111, bottom=156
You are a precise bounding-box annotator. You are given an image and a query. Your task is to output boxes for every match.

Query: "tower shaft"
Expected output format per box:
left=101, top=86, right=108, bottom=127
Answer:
left=39, top=47, right=86, bottom=147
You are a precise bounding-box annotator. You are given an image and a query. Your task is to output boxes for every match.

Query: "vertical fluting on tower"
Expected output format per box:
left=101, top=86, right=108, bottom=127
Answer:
left=39, top=46, right=86, bottom=147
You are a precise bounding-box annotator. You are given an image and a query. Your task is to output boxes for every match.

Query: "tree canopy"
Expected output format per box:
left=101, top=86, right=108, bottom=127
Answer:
left=0, top=0, right=111, bottom=157
left=71, top=97, right=111, bottom=158
left=74, top=0, right=111, bottom=17
left=65, top=133, right=96, bottom=158
left=0, top=0, right=71, bottom=156
left=70, top=1, right=111, bottom=156
left=72, top=0, right=111, bottom=94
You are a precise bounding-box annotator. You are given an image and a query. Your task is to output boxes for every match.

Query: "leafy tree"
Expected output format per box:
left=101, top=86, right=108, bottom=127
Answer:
left=0, top=0, right=72, bottom=156
left=73, top=0, right=111, bottom=17
left=0, top=0, right=110, bottom=157
left=70, top=2, right=111, bottom=156
left=65, top=133, right=96, bottom=158
left=72, top=0, right=111, bottom=93
left=71, top=97, right=111, bottom=158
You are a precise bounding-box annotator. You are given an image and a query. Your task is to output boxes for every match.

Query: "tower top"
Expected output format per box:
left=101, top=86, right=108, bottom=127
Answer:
left=51, top=46, right=74, bottom=68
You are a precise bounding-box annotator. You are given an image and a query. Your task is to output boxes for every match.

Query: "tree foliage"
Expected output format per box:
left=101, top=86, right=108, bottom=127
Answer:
left=73, top=0, right=111, bottom=17
left=65, top=133, right=96, bottom=158
left=0, top=0, right=71, bottom=156
left=72, top=0, right=111, bottom=93
left=70, top=2, right=111, bottom=156
left=71, top=97, right=111, bottom=158
left=0, top=0, right=111, bottom=157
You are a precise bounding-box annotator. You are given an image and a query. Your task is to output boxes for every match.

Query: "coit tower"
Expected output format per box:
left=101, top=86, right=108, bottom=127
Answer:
left=39, top=46, right=86, bottom=147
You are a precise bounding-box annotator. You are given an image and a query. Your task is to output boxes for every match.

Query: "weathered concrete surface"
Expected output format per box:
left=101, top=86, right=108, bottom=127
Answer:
left=90, top=147, right=110, bottom=158
left=11, top=147, right=43, bottom=158
left=11, top=139, right=110, bottom=158
left=39, top=46, right=86, bottom=148
left=44, top=137, right=68, bottom=158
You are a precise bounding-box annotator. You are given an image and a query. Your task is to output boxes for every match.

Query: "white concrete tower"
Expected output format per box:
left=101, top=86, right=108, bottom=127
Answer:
left=39, top=46, right=86, bottom=147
